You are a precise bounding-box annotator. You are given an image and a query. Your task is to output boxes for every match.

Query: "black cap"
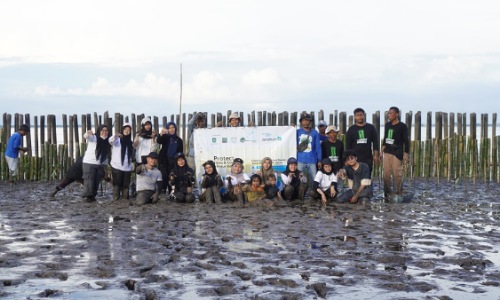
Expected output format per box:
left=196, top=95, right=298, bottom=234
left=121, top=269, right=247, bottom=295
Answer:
left=287, top=157, right=298, bottom=164
left=147, top=152, right=159, bottom=159
left=232, top=158, right=243, bottom=165
left=299, top=113, right=312, bottom=122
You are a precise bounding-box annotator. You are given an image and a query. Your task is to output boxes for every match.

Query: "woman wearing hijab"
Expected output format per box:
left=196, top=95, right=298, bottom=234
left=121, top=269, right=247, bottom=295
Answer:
left=310, top=158, right=338, bottom=205
left=157, top=121, right=184, bottom=191
left=133, top=117, right=157, bottom=165
left=256, top=157, right=276, bottom=183
left=169, top=152, right=196, bottom=203
left=224, top=158, right=250, bottom=204
left=280, top=157, right=308, bottom=200
left=109, top=123, right=134, bottom=201
left=82, top=124, right=110, bottom=202
left=199, top=160, right=223, bottom=204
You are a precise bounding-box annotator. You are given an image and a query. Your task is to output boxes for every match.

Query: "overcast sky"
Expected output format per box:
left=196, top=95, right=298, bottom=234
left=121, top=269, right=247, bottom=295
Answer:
left=1, top=0, right=499, bottom=123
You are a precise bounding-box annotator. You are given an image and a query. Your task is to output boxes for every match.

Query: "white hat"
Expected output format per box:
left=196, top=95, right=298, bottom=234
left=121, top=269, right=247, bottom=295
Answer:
left=229, top=113, right=241, bottom=121
left=325, top=125, right=339, bottom=134
left=141, top=117, right=152, bottom=125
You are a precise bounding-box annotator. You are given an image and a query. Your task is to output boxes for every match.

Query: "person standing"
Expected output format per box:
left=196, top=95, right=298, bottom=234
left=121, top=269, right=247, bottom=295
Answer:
left=157, top=121, right=184, bottom=191
left=4, top=124, right=30, bottom=183
left=82, top=125, right=110, bottom=202
left=228, top=113, right=241, bottom=127
left=109, top=123, right=134, bottom=201
left=317, top=120, right=328, bottom=142
left=186, top=112, right=206, bottom=173
left=380, top=107, right=410, bottom=202
left=296, top=112, right=322, bottom=183
left=321, top=125, right=344, bottom=173
left=134, top=117, right=157, bottom=166
left=345, top=108, right=380, bottom=175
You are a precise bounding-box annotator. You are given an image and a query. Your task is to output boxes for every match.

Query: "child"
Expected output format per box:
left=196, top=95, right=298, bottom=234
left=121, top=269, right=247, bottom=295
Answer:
left=280, top=157, right=308, bottom=200
left=224, top=158, right=250, bottom=204
left=242, top=174, right=266, bottom=203
left=169, top=152, right=196, bottom=203
left=200, top=160, right=223, bottom=204
left=310, top=158, right=338, bottom=205
left=264, top=173, right=282, bottom=201
left=4, top=124, right=30, bottom=183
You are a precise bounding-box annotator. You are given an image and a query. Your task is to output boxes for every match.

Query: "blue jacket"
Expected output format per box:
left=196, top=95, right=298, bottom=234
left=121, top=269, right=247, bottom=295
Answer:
left=296, top=128, right=322, bottom=164
left=5, top=132, right=23, bottom=158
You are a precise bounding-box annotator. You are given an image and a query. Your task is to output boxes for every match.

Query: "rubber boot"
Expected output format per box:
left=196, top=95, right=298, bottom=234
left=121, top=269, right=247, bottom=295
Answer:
left=122, top=187, right=129, bottom=200
left=113, top=186, right=121, bottom=201
left=50, top=186, right=61, bottom=197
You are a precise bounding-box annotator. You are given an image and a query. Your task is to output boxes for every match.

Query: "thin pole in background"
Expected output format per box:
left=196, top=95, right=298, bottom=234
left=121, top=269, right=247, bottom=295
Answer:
left=179, top=63, right=183, bottom=121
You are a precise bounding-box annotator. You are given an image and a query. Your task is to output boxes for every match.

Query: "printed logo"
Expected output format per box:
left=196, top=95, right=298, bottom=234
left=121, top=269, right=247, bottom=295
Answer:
left=330, top=147, right=337, bottom=157
left=240, top=137, right=246, bottom=143
left=358, top=129, right=365, bottom=139
left=388, top=129, right=394, bottom=139
left=212, top=137, right=217, bottom=143
left=231, top=137, right=237, bottom=143
left=222, top=137, right=227, bottom=143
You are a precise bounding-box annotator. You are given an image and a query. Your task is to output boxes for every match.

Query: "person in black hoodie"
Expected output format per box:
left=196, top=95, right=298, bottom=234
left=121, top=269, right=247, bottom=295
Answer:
left=199, top=160, right=223, bottom=204
left=49, top=157, right=84, bottom=197
left=157, top=121, right=184, bottom=191
left=280, top=157, right=308, bottom=200
left=169, top=152, right=196, bottom=203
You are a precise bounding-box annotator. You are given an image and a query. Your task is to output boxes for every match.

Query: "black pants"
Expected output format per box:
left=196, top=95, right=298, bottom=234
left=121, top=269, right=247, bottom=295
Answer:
left=111, top=167, right=132, bottom=189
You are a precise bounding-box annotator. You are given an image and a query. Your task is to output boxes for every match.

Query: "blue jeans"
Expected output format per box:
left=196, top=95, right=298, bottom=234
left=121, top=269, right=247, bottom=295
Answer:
left=298, top=162, right=317, bottom=184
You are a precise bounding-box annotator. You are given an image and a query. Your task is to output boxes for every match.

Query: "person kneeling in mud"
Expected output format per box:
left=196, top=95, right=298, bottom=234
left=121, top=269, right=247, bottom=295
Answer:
left=280, top=157, right=308, bottom=200
left=242, top=174, right=266, bottom=204
left=50, top=157, right=84, bottom=197
left=135, top=152, right=162, bottom=205
left=199, top=160, right=223, bottom=204
left=264, top=173, right=283, bottom=201
left=310, top=158, right=338, bottom=205
left=336, top=150, right=373, bottom=204
left=224, top=158, right=250, bottom=204
left=168, top=152, right=196, bottom=203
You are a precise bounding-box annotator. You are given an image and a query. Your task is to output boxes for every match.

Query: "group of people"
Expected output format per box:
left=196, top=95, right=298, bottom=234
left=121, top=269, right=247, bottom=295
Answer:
left=4, top=106, right=410, bottom=205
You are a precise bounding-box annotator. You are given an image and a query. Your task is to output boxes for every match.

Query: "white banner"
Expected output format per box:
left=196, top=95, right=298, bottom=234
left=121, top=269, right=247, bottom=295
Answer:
left=193, top=126, right=296, bottom=178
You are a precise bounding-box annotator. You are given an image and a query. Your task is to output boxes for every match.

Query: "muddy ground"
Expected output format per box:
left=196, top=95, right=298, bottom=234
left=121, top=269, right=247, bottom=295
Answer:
left=0, top=179, right=499, bottom=299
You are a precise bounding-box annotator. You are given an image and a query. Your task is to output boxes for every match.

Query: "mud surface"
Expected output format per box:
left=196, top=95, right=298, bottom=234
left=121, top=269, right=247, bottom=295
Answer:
left=0, top=179, right=499, bottom=299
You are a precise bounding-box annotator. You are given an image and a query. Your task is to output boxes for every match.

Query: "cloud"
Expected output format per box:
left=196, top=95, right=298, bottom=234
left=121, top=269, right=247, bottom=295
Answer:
left=242, top=68, right=280, bottom=85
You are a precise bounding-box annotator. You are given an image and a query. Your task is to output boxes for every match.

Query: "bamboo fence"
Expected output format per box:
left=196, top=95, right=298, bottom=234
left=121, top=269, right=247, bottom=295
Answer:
left=1, top=110, right=498, bottom=183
